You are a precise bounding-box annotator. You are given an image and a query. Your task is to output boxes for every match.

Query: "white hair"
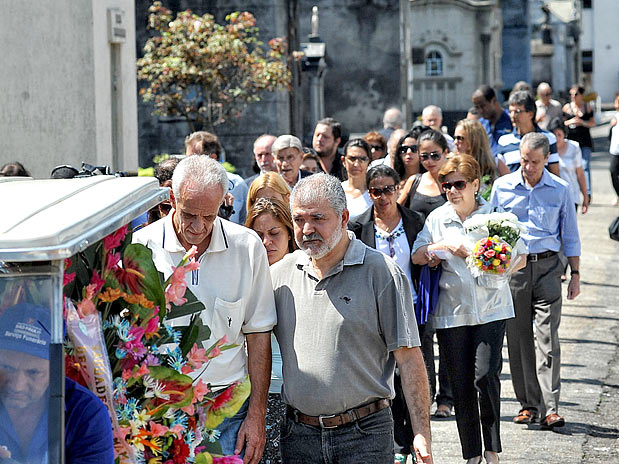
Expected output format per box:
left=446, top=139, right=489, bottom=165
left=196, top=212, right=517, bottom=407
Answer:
left=290, top=173, right=347, bottom=217
left=422, top=105, right=442, bottom=118
left=172, top=156, right=228, bottom=201
left=383, top=107, right=403, bottom=129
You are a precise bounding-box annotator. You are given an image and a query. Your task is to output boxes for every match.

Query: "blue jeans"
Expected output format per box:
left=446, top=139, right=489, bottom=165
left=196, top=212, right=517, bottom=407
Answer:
left=217, top=398, right=249, bottom=457
left=581, top=146, right=592, bottom=196
left=280, top=406, right=394, bottom=464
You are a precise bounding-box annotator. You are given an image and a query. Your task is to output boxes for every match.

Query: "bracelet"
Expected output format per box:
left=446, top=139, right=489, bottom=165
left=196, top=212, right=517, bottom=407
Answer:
left=570, top=270, right=580, bottom=276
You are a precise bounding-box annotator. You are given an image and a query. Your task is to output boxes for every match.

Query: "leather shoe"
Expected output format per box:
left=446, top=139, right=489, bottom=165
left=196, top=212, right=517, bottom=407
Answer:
left=513, top=409, right=537, bottom=424
left=541, top=413, right=565, bottom=429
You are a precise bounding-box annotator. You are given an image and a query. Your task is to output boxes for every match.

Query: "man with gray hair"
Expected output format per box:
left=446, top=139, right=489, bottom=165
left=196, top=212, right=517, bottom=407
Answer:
left=421, top=105, right=455, bottom=151
left=272, top=134, right=312, bottom=188
left=379, top=107, right=403, bottom=141
left=133, top=155, right=277, bottom=463
left=245, top=134, right=277, bottom=186
left=490, top=132, right=581, bottom=430
left=271, top=173, right=433, bottom=464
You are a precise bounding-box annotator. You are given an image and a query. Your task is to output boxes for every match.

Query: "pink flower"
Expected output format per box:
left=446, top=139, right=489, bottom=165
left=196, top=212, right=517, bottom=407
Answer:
left=90, top=270, right=105, bottom=294
left=181, top=403, right=195, bottom=415
left=76, top=298, right=96, bottom=318
left=149, top=421, right=169, bottom=437
left=104, top=224, right=129, bottom=251
left=208, top=335, right=228, bottom=359
left=106, top=251, right=121, bottom=271
left=165, top=269, right=188, bottom=309
left=193, top=379, right=210, bottom=402
left=133, top=364, right=150, bottom=379
left=124, top=328, right=147, bottom=360
left=122, top=369, right=132, bottom=381
left=213, top=457, right=243, bottom=464
left=169, top=424, right=185, bottom=439
left=145, top=316, right=159, bottom=338
left=187, top=344, right=208, bottom=369
left=63, top=272, right=76, bottom=286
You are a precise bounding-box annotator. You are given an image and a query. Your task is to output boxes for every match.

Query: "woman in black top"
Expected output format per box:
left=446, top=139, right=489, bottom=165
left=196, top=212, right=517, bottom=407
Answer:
left=563, top=84, right=596, bottom=198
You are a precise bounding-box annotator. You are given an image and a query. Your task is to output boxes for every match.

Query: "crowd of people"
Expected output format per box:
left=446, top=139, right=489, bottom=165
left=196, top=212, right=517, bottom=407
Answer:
left=1, top=81, right=614, bottom=464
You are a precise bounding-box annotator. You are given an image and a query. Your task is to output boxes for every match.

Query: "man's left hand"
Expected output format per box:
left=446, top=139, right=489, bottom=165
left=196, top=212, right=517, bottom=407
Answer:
left=413, top=434, right=433, bottom=464
left=567, top=274, right=580, bottom=300
left=234, top=412, right=266, bottom=464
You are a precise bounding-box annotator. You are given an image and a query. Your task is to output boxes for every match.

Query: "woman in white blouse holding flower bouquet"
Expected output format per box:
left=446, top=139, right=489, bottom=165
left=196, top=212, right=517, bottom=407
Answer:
left=412, top=154, right=523, bottom=464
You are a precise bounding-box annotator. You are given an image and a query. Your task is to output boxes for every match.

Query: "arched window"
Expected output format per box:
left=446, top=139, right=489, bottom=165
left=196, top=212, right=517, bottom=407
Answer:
left=426, top=51, right=443, bottom=76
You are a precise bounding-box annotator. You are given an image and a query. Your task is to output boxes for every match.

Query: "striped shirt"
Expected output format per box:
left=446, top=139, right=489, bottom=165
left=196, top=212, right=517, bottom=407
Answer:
left=496, top=127, right=560, bottom=172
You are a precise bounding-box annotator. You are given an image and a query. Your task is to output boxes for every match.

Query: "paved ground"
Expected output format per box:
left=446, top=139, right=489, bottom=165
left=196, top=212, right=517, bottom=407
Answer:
left=427, top=119, right=619, bottom=463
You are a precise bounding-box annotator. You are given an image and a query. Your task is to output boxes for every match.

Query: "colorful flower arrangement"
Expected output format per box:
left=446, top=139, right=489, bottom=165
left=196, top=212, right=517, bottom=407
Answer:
left=470, top=236, right=512, bottom=274
left=63, top=225, right=248, bottom=464
left=463, top=212, right=526, bottom=282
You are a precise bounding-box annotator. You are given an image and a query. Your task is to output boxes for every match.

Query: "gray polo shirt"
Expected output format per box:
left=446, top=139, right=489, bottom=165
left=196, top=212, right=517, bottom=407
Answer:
left=271, top=233, right=420, bottom=416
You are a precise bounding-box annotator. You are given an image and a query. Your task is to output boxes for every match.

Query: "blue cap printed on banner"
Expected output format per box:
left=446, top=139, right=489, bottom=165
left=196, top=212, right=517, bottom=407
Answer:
left=0, top=303, right=50, bottom=360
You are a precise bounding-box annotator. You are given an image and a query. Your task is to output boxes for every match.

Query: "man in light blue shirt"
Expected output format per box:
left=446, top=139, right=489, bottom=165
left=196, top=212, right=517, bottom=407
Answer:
left=490, top=132, right=581, bottom=431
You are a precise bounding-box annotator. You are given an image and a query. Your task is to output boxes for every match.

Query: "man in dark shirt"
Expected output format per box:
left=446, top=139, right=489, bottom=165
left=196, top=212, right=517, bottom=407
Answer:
left=312, top=118, right=344, bottom=180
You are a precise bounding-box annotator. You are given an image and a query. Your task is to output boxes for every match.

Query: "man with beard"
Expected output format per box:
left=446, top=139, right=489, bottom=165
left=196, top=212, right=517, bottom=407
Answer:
left=270, top=173, right=433, bottom=464
left=312, top=118, right=344, bottom=180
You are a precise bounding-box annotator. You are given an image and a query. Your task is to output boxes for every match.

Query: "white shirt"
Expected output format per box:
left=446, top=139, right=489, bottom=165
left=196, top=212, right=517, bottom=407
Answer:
left=558, top=140, right=583, bottom=203
left=343, top=186, right=373, bottom=220
left=133, top=213, right=277, bottom=388
left=611, top=111, right=619, bottom=155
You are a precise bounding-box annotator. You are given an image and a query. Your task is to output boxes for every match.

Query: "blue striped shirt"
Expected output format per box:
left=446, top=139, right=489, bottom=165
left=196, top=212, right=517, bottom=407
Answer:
left=489, top=168, right=581, bottom=256
left=496, top=127, right=560, bottom=172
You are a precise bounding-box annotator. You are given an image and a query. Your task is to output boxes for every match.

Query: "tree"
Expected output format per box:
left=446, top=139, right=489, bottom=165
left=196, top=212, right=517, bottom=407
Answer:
left=137, top=2, right=291, bottom=132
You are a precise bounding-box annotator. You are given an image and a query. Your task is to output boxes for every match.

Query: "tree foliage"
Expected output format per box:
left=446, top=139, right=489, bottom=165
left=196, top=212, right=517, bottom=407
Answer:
left=137, top=2, right=292, bottom=132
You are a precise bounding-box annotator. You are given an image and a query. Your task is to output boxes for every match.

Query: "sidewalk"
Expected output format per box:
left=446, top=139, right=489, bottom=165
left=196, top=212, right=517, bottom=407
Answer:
left=427, top=126, right=619, bottom=463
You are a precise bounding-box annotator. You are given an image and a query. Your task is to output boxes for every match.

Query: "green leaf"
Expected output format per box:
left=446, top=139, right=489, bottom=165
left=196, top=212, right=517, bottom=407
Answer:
left=178, top=314, right=200, bottom=357
left=123, top=244, right=166, bottom=311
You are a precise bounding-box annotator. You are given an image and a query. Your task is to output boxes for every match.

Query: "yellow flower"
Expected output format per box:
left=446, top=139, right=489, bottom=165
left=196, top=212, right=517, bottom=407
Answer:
left=492, top=259, right=501, bottom=267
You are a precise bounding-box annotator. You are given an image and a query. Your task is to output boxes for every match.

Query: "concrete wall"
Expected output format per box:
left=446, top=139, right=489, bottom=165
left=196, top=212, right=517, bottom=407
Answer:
left=501, top=0, right=531, bottom=95
left=0, top=0, right=138, bottom=178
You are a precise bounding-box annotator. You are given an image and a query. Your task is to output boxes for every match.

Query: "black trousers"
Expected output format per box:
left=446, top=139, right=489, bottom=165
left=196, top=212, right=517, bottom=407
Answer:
left=611, top=155, right=619, bottom=197
left=436, top=320, right=506, bottom=459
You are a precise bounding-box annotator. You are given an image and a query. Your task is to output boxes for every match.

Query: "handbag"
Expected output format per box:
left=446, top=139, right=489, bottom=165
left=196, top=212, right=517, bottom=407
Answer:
left=610, top=217, right=619, bottom=241
left=416, top=263, right=441, bottom=325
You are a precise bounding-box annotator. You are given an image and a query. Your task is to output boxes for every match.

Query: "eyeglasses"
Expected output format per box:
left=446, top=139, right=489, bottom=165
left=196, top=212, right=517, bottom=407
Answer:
left=509, top=108, right=526, bottom=115
left=369, top=185, right=397, bottom=198
left=345, top=155, right=369, bottom=164
left=397, top=145, right=418, bottom=155
left=454, top=135, right=466, bottom=142
left=369, top=145, right=385, bottom=151
left=419, top=152, right=442, bottom=161
left=441, top=180, right=468, bottom=192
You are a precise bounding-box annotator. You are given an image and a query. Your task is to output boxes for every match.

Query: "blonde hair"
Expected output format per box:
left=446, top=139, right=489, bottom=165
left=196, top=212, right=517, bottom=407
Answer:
left=245, top=197, right=297, bottom=253
left=247, top=171, right=291, bottom=211
left=455, top=119, right=497, bottom=183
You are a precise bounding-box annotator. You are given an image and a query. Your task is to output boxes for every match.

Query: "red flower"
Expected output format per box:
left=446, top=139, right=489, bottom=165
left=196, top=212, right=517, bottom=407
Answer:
left=104, top=224, right=129, bottom=251
left=170, top=437, right=190, bottom=464
left=115, top=256, right=144, bottom=294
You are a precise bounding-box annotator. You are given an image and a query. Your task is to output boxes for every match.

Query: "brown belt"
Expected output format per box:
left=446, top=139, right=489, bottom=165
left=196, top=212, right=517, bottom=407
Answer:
left=287, top=398, right=391, bottom=429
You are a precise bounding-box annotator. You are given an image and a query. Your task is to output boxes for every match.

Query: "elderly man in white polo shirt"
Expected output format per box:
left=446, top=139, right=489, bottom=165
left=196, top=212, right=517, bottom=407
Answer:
left=133, top=155, right=276, bottom=464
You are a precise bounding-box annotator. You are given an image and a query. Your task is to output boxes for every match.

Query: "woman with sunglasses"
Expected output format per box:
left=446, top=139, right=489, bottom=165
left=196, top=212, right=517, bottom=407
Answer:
left=340, top=138, right=373, bottom=219
left=348, top=165, right=424, bottom=464
left=393, top=126, right=427, bottom=194
left=412, top=154, right=519, bottom=464
left=363, top=131, right=388, bottom=161
left=562, top=84, right=596, bottom=200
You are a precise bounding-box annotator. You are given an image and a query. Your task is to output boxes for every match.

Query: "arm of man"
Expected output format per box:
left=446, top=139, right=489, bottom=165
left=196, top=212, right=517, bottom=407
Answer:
left=567, top=256, right=580, bottom=300
left=394, top=347, right=433, bottom=464
left=235, top=331, right=271, bottom=464
left=548, top=162, right=560, bottom=177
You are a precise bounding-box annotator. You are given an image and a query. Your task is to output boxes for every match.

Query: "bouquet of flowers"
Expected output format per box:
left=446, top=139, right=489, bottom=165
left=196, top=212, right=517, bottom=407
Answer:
left=463, top=212, right=527, bottom=286
left=63, top=225, right=248, bottom=464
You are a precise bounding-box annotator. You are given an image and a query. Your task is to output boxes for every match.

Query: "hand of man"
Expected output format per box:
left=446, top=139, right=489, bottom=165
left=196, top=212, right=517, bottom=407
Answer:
left=234, top=412, right=266, bottom=464
left=413, top=434, right=433, bottom=464
left=581, top=196, right=589, bottom=214
left=567, top=274, right=580, bottom=300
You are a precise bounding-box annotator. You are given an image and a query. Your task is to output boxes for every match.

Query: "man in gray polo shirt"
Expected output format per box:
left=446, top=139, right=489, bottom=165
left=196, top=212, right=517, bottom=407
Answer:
left=271, top=173, right=433, bottom=464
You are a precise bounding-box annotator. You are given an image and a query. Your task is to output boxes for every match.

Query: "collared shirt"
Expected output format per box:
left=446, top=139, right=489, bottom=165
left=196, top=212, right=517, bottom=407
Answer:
left=271, top=233, right=420, bottom=416
left=412, top=200, right=515, bottom=329
left=490, top=168, right=581, bottom=256
left=480, top=109, right=513, bottom=156
left=133, top=213, right=277, bottom=388
left=496, top=126, right=560, bottom=172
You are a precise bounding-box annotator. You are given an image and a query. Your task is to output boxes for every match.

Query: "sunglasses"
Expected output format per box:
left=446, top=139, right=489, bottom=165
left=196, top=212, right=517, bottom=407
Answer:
left=441, top=180, right=468, bottom=192
left=345, top=155, right=370, bottom=164
left=369, top=185, right=397, bottom=198
left=419, top=152, right=442, bottom=161
left=370, top=145, right=385, bottom=151
left=454, top=135, right=466, bottom=142
left=397, top=145, right=418, bottom=155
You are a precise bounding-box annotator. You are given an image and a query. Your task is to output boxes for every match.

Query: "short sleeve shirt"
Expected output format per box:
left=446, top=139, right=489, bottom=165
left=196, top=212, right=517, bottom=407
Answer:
left=133, top=213, right=277, bottom=388
left=496, top=127, right=560, bottom=172
left=271, top=233, right=420, bottom=416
